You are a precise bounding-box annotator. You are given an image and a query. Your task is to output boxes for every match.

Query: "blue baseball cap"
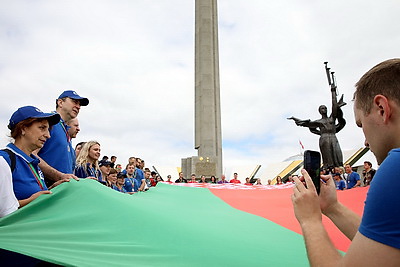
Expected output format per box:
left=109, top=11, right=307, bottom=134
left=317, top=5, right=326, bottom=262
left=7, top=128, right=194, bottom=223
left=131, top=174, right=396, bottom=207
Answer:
left=58, top=90, right=89, bottom=106
left=8, top=106, right=61, bottom=130
left=99, top=160, right=111, bottom=167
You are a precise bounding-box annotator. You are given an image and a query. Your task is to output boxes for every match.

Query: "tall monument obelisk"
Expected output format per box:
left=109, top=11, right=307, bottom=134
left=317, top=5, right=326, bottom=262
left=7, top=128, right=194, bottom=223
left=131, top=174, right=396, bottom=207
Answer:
left=182, top=0, right=223, bottom=179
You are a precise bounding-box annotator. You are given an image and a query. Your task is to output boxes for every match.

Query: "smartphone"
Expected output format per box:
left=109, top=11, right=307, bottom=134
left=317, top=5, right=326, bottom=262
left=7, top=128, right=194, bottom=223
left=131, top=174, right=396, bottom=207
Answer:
left=303, top=150, right=321, bottom=194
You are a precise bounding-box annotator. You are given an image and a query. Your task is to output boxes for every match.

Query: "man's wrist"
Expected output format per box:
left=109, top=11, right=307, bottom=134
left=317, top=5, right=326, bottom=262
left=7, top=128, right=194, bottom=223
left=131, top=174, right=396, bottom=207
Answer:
left=299, top=216, right=323, bottom=229
left=322, top=202, right=343, bottom=219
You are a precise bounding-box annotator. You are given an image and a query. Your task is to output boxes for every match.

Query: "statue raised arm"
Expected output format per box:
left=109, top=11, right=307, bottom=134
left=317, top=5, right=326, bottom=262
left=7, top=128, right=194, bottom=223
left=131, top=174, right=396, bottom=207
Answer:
left=287, top=116, right=321, bottom=135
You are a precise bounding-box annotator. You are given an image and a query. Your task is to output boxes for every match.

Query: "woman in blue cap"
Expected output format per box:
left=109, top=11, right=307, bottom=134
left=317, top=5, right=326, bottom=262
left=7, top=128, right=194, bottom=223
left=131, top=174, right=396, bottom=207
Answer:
left=0, top=106, right=71, bottom=217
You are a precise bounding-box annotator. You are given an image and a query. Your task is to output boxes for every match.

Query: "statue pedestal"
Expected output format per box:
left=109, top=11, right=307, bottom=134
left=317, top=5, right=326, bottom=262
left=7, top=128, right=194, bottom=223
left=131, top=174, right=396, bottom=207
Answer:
left=181, top=156, right=218, bottom=179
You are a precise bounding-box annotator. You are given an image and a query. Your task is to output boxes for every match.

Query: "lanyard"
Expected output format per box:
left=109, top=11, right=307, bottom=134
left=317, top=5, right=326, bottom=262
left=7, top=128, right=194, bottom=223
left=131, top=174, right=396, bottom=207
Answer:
left=27, top=163, right=45, bottom=190
left=87, top=165, right=99, bottom=179
left=59, top=121, right=71, bottom=142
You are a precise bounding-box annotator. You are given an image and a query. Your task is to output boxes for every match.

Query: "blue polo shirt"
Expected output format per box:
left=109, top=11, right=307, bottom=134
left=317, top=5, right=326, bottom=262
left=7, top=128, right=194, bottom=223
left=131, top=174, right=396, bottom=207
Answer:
left=123, top=177, right=136, bottom=193
left=133, top=169, right=144, bottom=192
left=335, top=179, right=346, bottom=190
left=38, top=118, right=74, bottom=174
left=346, top=172, right=360, bottom=189
left=0, top=143, right=47, bottom=200
left=112, top=184, right=127, bottom=193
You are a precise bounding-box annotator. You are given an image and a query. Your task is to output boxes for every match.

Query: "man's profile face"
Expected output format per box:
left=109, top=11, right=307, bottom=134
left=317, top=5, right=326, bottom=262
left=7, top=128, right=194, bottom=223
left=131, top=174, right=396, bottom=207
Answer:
left=354, top=99, right=385, bottom=164
left=67, top=118, right=80, bottom=138
left=59, top=97, right=81, bottom=119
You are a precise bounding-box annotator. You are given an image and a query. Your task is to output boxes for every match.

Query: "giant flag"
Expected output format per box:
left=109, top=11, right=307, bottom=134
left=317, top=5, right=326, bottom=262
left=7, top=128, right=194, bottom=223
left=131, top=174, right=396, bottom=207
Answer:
left=0, top=179, right=367, bottom=266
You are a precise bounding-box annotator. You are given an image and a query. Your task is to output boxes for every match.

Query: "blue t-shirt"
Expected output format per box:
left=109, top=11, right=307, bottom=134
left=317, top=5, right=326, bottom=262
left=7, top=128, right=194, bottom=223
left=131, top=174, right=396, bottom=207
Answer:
left=346, top=171, right=360, bottom=189
left=335, top=179, right=346, bottom=190
left=38, top=118, right=74, bottom=174
left=123, top=177, right=136, bottom=193
left=133, top=169, right=144, bottom=192
left=0, top=143, right=47, bottom=200
left=112, top=184, right=127, bottom=193
left=359, top=148, right=400, bottom=249
left=123, top=169, right=144, bottom=192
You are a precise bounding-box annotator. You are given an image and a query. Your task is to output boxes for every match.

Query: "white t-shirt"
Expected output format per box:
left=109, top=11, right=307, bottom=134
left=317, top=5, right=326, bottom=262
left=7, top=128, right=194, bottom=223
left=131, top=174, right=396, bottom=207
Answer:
left=0, top=156, right=19, bottom=218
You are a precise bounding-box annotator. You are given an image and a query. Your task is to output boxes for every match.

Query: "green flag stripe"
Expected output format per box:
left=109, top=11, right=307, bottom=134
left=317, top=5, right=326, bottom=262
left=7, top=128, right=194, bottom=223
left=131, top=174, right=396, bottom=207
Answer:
left=0, top=180, right=309, bottom=266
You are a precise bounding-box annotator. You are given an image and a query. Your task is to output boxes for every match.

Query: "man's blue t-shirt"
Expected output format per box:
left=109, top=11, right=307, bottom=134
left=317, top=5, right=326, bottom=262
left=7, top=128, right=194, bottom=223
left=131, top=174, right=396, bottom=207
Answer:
left=0, top=143, right=47, bottom=200
left=123, top=177, right=136, bottom=193
left=112, top=184, right=127, bottom=193
left=335, top=179, right=346, bottom=190
left=359, top=148, right=400, bottom=249
left=346, top=171, right=360, bottom=189
left=133, top=169, right=144, bottom=192
left=39, top=119, right=74, bottom=174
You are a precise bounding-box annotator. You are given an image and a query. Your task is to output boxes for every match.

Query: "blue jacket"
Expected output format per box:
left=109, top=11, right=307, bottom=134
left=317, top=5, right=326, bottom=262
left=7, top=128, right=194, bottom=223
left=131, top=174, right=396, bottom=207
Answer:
left=0, top=143, right=47, bottom=200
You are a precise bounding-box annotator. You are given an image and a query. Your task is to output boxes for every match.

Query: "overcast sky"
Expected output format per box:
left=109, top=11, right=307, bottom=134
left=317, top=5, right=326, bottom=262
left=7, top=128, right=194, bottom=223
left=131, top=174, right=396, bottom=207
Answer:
left=0, top=0, right=398, bottom=177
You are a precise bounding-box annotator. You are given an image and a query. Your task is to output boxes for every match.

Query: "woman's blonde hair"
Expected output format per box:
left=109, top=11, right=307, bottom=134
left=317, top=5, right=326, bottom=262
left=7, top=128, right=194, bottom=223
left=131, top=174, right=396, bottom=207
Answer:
left=76, top=141, right=101, bottom=173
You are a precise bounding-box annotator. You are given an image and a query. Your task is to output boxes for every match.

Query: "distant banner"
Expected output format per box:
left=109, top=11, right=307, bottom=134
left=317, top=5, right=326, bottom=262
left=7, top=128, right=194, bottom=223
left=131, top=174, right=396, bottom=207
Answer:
left=166, top=181, right=295, bottom=190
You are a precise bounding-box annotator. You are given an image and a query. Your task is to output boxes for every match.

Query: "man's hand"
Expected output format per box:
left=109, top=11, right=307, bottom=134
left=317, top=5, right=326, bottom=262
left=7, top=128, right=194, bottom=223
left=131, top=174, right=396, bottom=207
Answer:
left=60, top=173, right=79, bottom=181
left=319, top=174, right=340, bottom=216
left=291, top=169, right=322, bottom=226
left=48, top=178, right=71, bottom=190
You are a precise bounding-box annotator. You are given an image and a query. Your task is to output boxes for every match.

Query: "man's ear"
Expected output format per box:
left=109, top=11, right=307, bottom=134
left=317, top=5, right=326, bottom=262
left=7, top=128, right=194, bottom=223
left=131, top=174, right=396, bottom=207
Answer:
left=373, top=94, right=391, bottom=123
left=56, top=98, right=64, bottom=108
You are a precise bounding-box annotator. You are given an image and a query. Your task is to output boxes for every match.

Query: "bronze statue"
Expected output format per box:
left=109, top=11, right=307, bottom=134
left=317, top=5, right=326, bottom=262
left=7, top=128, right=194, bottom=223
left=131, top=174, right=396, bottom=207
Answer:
left=288, top=62, right=346, bottom=168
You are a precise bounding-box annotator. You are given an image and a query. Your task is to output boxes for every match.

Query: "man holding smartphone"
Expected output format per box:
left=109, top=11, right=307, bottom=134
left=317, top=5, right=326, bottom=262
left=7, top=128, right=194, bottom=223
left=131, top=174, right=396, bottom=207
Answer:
left=291, top=59, right=400, bottom=266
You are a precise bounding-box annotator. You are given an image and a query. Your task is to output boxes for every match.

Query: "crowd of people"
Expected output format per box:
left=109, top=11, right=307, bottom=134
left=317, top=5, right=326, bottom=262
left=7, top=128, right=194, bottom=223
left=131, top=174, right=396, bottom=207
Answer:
left=169, top=172, right=264, bottom=186
left=283, top=162, right=376, bottom=191
left=324, top=162, right=375, bottom=190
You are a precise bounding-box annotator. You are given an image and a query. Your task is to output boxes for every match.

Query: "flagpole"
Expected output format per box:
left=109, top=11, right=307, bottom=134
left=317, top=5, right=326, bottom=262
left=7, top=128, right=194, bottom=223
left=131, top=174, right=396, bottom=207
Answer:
left=299, top=140, right=304, bottom=156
